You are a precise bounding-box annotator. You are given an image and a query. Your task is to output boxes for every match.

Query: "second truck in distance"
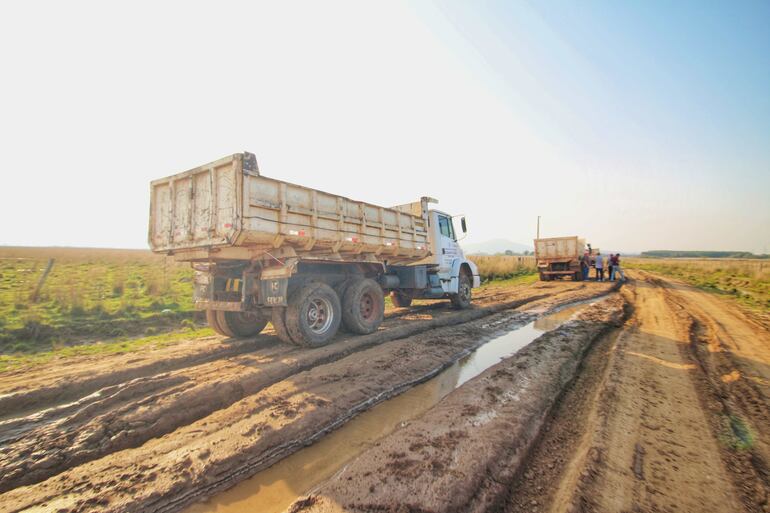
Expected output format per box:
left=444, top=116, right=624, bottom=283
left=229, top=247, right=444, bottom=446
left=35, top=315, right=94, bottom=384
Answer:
left=149, top=152, right=480, bottom=347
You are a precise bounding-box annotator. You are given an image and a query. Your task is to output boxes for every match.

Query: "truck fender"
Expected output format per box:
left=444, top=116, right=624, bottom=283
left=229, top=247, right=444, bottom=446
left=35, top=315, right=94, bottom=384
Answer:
left=448, top=259, right=481, bottom=293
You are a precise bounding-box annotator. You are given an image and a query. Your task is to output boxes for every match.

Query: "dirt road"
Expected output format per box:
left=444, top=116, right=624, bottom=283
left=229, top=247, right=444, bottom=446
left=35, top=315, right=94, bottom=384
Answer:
left=1, top=272, right=767, bottom=513
left=501, top=271, right=770, bottom=513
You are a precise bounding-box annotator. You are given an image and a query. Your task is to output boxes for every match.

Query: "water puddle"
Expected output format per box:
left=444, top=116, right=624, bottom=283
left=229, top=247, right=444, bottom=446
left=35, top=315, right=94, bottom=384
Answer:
left=186, top=298, right=600, bottom=513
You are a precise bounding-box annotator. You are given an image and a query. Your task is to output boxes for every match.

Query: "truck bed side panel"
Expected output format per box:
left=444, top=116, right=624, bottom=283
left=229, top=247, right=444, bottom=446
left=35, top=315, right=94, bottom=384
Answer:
left=149, top=153, right=429, bottom=262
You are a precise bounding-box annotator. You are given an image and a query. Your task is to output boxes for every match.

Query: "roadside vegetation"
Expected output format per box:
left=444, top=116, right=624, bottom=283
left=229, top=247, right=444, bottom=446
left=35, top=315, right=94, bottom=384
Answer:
left=0, top=247, right=197, bottom=354
left=469, top=254, right=537, bottom=283
left=626, top=257, right=770, bottom=312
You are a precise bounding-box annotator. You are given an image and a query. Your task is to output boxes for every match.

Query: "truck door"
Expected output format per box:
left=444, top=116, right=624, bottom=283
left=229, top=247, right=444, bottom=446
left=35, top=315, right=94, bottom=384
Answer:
left=436, top=213, right=461, bottom=281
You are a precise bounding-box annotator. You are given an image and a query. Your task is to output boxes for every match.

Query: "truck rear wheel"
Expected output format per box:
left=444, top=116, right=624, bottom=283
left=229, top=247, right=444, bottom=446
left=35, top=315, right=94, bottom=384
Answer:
left=271, top=307, right=295, bottom=345
left=342, top=278, right=385, bottom=334
left=390, top=291, right=412, bottom=308
left=222, top=311, right=268, bottom=337
left=206, top=309, right=230, bottom=337
left=207, top=310, right=267, bottom=338
left=450, top=272, right=472, bottom=309
left=285, top=282, right=342, bottom=347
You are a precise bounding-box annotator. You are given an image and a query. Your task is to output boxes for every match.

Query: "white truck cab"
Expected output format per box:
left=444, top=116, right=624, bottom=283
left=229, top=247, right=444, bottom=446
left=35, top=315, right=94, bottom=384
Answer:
left=424, top=209, right=481, bottom=293
left=389, top=198, right=480, bottom=306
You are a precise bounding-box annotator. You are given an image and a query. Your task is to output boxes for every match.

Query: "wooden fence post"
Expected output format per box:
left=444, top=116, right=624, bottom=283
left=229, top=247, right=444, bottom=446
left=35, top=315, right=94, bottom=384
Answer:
left=31, top=258, right=55, bottom=303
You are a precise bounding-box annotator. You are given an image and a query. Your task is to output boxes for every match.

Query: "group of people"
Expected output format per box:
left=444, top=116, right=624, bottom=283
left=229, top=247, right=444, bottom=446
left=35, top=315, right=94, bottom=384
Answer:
left=581, top=251, right=625, bottom=282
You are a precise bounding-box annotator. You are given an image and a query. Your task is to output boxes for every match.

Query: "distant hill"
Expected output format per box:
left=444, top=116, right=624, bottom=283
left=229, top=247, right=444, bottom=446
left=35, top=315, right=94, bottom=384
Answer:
left=462, top=238, right=533, bottom=255
left=641, top=250, right=769, bottom=259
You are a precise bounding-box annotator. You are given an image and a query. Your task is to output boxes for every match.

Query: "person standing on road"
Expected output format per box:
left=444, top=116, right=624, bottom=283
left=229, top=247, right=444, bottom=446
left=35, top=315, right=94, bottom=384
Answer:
left=609, top=253, right=618, bottom=281
left=614, top=253, right=626, bottom=281
left=581, top=251, right=591, bottom=281
left=595, top=252, right=604, bottom=281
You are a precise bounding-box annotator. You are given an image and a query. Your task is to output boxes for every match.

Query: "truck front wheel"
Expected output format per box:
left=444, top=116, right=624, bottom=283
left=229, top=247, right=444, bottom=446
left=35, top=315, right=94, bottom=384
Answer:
left=450, top=272, right=473, bottom=309
left=285, top=282, right=342, bottom=347
left=342, top=278, right=385, bottom=334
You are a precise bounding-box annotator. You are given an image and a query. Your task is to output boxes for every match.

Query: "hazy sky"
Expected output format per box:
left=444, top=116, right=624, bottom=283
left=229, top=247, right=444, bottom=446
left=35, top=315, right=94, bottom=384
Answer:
left=1, top=1, right=768, bottom=253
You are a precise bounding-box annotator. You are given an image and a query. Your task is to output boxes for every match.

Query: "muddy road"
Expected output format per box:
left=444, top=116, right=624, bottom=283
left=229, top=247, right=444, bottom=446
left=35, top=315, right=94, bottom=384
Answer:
left=2, top=273, right=767, bottom=513
left=0, top=280, right=612, bottom=512
left=289, top=271, right=770, bottom=513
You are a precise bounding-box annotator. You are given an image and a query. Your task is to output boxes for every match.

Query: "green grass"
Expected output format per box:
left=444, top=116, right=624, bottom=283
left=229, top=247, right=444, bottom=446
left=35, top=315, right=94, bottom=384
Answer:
left=0, top=247, right=196, bottom=353
left=0, top=326, right=214, bottom=372
left=627, top=257, right=770, bottom=312
left=479, top=270, right=539, bottom=288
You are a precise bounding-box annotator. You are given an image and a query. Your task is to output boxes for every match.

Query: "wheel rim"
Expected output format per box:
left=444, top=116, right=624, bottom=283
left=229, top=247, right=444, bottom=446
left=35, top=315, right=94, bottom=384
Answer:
left=306, top=297, right=334, bottom=334
left=461, top=280, right=471, bottom=301
left=359, top=292, right=375, bottom=321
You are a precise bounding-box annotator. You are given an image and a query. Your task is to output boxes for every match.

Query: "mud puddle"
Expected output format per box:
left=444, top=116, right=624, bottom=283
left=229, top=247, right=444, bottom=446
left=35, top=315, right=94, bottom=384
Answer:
left=456, top=299, right=593, bottom=387
left=185, top=299, right=598, bottom=513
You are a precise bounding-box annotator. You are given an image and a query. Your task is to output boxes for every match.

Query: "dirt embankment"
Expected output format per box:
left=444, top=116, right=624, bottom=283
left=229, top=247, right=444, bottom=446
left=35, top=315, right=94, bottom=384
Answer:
left=0, top=281, right=614, bottom=512
left=288, top=294, right=627, bottom=513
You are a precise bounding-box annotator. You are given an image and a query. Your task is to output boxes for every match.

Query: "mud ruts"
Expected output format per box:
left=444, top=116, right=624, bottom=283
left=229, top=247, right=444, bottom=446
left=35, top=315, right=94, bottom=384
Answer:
left=288, top=294, right=627, bottom=513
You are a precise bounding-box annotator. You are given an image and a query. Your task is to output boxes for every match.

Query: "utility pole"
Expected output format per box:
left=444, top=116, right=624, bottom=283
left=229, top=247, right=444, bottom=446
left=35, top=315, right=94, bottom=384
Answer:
left=536, top=216, right=540, bottom=239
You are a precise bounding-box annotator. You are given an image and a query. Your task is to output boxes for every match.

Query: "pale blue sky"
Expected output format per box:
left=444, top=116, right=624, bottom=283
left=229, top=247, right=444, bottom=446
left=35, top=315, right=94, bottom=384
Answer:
left=1, top=1, right=768, bottom=253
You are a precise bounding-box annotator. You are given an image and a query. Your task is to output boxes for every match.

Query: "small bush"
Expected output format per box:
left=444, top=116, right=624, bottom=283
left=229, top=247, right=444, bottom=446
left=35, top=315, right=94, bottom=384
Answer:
left=70, top=305, right=87, bottom=317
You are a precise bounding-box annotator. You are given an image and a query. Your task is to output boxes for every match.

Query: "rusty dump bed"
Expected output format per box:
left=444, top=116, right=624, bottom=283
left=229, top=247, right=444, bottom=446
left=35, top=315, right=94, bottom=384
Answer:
left=148, top=153, right=431, bottom=263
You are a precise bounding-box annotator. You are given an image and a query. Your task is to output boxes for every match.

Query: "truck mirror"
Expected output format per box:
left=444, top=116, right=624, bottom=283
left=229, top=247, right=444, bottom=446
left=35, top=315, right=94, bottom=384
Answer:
left=461, top=217, right=467, bottom=233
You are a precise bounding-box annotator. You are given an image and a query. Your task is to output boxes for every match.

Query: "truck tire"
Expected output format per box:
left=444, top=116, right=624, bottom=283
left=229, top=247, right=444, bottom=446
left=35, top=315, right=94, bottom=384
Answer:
left=285, top=282, right=342, bottom=347
left=271, top=307, right=297, bottom=345
left=450, top=271, right=472, bottom=309
left=390, top=291, right=412, bottom=308
left=218, top=311, right=268, bottom=338
left=342, top=278, right=385, bottom=334
left=206, top=309, right=230, bottom=337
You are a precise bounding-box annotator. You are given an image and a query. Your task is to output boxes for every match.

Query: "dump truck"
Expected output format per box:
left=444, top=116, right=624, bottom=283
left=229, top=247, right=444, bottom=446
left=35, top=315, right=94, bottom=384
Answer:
left=534, top=236, right=587, bottom=281
left=149, top=152, right=480, bottom=347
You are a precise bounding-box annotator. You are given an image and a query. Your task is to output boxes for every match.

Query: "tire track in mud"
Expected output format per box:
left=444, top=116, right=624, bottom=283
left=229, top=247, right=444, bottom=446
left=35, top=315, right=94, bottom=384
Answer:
left=0, top=300, right=454, bottom=421
left=0, top=284, right=615, bottom=513
left=287, top=295, right=627, bottom=513
left=0, top=287, right=605, bottom=493
left=0, top=294, right=543, bottom=492
left=0, top=336, right=268, bottom=418
left=0, top=281, right=563, bottom=421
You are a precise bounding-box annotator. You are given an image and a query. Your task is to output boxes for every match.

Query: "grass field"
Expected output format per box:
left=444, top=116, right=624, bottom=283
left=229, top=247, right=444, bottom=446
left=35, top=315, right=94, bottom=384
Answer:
left=0, top=247, right=196, bottom=353
left=626, top=257, right=770, bottom=312
left=468, top=254, right=537, bottom=282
